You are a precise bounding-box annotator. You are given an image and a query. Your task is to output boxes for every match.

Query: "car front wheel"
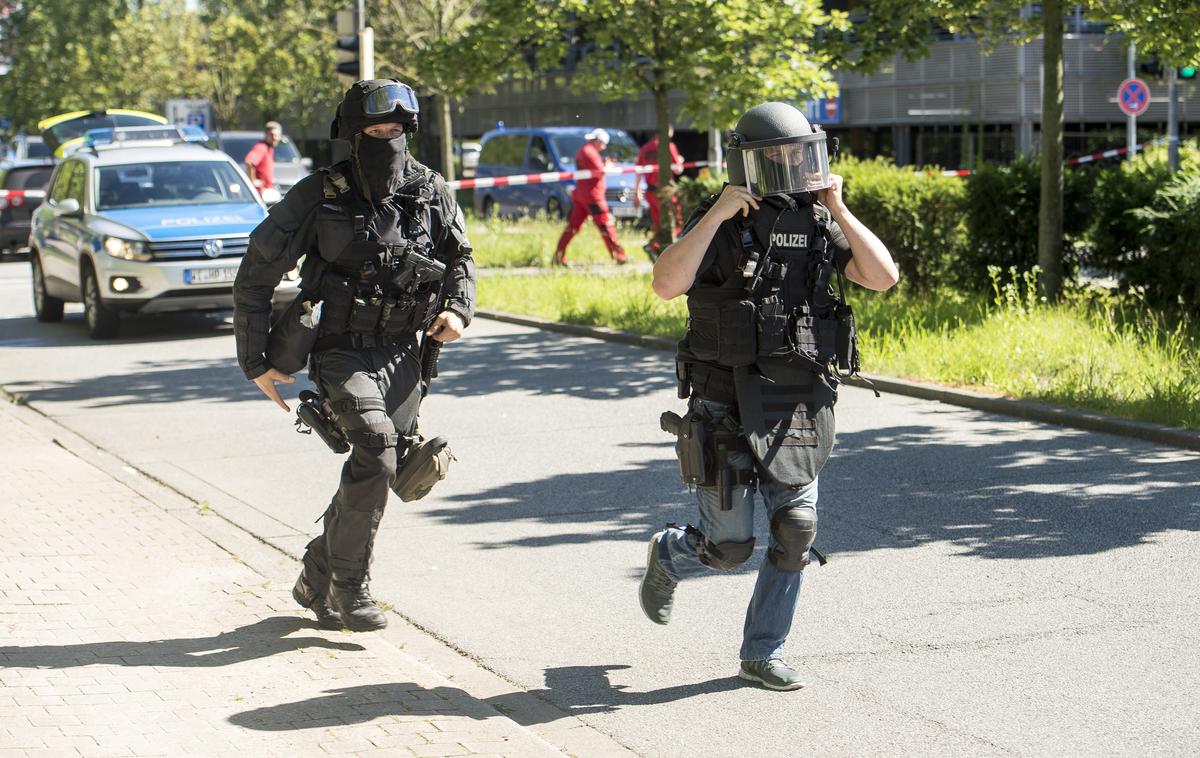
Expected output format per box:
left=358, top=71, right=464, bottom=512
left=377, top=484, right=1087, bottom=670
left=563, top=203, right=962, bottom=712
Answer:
left=31, top=253, right=65, bottom=322
left=82, top=264, right=120, bottom=339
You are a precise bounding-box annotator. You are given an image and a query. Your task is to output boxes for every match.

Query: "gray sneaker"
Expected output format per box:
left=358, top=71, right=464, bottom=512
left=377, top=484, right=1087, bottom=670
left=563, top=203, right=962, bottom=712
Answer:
left=639, top=531, right=678, bottom=625
left=738, top=659, right=806, bottom=691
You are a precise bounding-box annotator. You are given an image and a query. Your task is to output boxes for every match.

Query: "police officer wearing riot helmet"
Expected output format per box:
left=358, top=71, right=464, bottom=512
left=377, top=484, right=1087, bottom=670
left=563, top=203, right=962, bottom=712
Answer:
left=233, top=79, right=476, bottom=632
left=641, top=102, right=897, bottom=690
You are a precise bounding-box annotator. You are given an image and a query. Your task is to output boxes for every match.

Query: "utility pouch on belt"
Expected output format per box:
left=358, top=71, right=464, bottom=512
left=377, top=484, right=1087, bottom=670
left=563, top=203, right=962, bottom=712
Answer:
left=295, top=390, right=350, bottom=454
left=835, top=304, right=860, bottom=374
left=266, top=293, right=322, bottom=375
left=392, top=434, right=454, bottom=502
left=660, top=410, right=711, bottom=487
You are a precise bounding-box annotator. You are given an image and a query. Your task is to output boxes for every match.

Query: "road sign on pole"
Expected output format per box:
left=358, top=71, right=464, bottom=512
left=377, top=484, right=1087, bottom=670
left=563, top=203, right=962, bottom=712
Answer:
left=1117, top=78, right=1151, bottom=117
left=165, top=99, right=214, bottom=132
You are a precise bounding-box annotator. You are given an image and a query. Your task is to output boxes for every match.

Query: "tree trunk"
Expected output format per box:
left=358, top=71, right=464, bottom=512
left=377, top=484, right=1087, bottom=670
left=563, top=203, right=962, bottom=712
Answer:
left=437, top=92, right=455, bottom=183
left=653, top=87, right=674, bottom=251
left=1038, top=0, right=1065, bottom=300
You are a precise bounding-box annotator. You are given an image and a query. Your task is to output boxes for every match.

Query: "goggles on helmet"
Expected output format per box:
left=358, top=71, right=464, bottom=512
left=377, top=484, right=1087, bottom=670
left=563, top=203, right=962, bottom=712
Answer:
left=362, top=83, right=420, bottom=117
left=737, top=131, right=831, bottom=196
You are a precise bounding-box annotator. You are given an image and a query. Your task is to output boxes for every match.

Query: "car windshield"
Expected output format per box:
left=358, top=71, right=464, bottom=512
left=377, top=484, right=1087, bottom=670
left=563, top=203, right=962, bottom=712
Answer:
left=552, top=131, right=639, bottom=167
left=46, top=114, right=164, bottom=148
left=3, top=166, right=53, bottom=190
left=220, top=136, right=299, bottom=163
left=96, top=161, right=254, bottom=210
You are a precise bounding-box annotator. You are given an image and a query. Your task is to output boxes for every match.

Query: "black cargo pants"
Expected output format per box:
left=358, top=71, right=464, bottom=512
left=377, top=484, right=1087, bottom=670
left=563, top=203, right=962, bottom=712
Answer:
left=300, top=338, right=422, bottom=592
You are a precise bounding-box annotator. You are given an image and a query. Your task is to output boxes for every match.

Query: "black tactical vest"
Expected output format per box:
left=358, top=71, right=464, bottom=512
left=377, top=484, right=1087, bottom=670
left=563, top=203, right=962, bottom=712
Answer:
left=301, top=163, right=444, bottom=338
left=679, top=195, right=850, bottom=487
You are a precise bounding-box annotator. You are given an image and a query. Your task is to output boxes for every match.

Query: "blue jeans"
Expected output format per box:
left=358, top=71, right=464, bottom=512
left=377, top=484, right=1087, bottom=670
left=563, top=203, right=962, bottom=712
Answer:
left=659, top=398, right=820, bottom=662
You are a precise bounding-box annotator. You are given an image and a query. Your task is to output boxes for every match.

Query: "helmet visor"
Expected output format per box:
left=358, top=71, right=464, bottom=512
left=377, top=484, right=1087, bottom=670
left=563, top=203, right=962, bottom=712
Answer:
left=740, top=134, right=830, bottom=196
left=363, top=83, right=420, bottom=117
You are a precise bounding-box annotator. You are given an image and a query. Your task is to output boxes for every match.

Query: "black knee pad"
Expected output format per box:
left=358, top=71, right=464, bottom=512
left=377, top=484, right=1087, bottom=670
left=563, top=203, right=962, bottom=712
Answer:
left=769, top=506, right=817, bottom=572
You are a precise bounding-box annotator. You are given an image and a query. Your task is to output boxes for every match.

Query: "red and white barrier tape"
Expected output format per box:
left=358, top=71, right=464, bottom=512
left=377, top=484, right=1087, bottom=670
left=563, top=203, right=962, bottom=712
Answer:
left=446, top=160, right=712, bottom=191
left=926, top=139, right=1161, bottom=177
left=0, top=189, right=46, bottom=209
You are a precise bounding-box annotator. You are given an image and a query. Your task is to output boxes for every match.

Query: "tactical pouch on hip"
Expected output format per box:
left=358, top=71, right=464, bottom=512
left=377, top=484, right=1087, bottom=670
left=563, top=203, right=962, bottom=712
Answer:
left=716, top=299, right=757, bottom=366
left=317, top=274, right=356, bottom=333
left=660, top=410, right=713, bottom=487
left=267, top=292, right=322, bottom=375
left=835, top=304, right=860, bottom=374
left=348, top=297, right=385, bottom=333
left=392, top=434, right=454, bottom=502
left=814, top=313, right=839, bottom=363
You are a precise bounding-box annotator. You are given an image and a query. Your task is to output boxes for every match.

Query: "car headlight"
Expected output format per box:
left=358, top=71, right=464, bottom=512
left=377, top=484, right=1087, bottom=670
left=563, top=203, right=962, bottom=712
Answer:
left=103, top=236, right=152, bottom=261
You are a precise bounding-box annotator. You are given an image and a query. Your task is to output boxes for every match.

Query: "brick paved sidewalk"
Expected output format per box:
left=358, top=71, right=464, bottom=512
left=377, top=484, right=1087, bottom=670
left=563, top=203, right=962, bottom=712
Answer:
left=0, top=402, right=573, bottom=758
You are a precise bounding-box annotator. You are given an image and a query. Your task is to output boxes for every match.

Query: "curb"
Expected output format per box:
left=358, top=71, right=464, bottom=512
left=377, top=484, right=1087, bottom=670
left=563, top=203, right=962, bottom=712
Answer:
left=477, top=308, right=1200, bottom=453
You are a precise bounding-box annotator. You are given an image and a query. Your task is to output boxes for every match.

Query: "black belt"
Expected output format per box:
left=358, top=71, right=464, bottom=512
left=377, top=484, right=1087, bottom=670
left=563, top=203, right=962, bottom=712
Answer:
left=313, top=332, right=412, bottom=353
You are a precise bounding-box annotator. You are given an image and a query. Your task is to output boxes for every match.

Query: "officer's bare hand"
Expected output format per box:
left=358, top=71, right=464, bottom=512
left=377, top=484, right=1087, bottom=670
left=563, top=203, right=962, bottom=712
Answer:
left=710, top=184, right=760, bottom=221
left=818, top=173, right=847, bottom=214
left=253, top=368, right=295, bottom=412
left=426, top=311, right=464, bottom=343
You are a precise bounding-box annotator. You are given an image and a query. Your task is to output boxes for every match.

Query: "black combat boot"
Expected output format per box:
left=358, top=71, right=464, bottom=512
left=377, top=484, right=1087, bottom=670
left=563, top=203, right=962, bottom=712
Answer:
left=292, top=572, right=342, bottom=630
left=328, top=576, right=389, bottom=631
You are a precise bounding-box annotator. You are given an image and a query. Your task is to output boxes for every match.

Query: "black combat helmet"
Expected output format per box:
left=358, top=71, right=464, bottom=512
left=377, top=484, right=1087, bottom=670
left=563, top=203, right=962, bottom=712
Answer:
left=330, top=79, right=420, bottom=140
left=726, top=102, right=833, bottom=196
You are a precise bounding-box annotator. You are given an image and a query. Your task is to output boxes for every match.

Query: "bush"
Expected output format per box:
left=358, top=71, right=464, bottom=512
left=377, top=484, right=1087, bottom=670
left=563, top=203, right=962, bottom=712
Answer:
left=838, top=156, right=967, bottom=293
left=1129, top=172, right=1200, bottom=307
left=959, top=157, right=1092, bottom=291
left=675, top=170, right=725, bottom=223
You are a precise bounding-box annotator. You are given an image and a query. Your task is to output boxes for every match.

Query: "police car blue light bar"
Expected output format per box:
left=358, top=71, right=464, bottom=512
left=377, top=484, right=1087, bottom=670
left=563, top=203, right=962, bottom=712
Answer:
left=84, top=125, right=209, bottom=148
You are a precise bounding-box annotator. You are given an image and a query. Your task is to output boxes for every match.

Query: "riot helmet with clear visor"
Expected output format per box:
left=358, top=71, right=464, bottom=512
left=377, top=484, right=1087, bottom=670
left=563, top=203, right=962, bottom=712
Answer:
left=726, top=101, right=833, bottom=197
left=739, top=131, right=831, bottom=196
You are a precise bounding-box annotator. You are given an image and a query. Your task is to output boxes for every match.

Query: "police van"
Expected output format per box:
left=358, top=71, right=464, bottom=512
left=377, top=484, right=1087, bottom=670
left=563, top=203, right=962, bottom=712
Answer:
left=29, top=125, right=297, bottom=339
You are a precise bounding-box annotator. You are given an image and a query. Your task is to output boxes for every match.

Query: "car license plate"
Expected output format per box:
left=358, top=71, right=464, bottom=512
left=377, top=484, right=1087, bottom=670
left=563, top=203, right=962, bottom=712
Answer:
left=184, top=267, right=239, bottom=285
left=612, top=205, right=640, bottom=218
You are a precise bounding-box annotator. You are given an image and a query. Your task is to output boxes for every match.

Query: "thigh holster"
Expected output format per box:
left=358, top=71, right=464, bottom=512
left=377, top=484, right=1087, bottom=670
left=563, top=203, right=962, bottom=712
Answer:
left=679, top=523, right=756, bottom=571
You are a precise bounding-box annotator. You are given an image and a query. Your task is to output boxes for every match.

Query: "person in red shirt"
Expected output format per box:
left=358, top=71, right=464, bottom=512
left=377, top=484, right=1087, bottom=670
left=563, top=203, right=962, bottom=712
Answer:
left=633, top=126, right=685, bottom=258
left=554, top=128, right=627, bottom=266
left=244, top=121, right=282, bottom=192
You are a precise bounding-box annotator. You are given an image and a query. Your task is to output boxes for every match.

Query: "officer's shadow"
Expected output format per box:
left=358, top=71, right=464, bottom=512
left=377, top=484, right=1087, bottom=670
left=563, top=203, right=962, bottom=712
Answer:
left=500, top=664, right=744, bottom=719
left=0, top=617, right=363, bottom=669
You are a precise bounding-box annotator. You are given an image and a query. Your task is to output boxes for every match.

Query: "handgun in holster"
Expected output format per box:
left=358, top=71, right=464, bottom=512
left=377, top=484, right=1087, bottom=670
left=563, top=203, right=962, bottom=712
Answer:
left=295, top=390, right=350, bottom=454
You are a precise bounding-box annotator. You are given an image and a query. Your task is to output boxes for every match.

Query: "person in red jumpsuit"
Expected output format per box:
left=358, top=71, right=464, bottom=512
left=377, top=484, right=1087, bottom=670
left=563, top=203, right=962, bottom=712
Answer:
left=633, top=126, right=684, bottom=258
left=554, top=129, right=628, bottom=266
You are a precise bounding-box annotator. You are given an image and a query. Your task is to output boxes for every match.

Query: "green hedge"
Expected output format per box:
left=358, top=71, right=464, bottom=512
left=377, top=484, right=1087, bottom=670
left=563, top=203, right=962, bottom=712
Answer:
left=1129, top=172, right=1200, bottom=306
left=838, top=156, right=966, bottom=293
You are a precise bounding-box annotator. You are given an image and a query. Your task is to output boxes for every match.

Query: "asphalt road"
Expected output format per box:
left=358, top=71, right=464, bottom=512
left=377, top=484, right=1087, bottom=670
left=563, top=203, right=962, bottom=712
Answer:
left=2, top=258, right=1199, bottom=757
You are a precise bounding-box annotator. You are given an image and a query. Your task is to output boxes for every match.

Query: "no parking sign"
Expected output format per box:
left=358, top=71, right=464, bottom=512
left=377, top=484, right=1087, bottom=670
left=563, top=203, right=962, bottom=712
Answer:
left=1117, top=78, right=1151, bottom=117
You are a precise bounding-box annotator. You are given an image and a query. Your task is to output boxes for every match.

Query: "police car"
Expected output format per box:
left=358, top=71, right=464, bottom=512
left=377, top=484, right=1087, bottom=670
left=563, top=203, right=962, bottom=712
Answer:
left=29, top=125, right=297, bottom=339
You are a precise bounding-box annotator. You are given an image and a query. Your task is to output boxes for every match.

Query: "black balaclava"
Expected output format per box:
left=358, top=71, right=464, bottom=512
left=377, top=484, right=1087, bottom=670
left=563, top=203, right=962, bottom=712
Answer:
left=351, top=131, right=408, bottom=204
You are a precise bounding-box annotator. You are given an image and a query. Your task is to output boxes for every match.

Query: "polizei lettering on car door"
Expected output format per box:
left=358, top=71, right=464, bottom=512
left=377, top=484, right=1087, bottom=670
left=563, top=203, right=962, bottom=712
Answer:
left=770, top=233, right=808, bottom=249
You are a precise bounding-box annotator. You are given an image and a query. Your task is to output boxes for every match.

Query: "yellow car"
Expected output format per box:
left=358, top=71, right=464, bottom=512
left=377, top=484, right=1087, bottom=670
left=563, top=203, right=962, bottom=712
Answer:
left=38, top=109, right=168, bottom=157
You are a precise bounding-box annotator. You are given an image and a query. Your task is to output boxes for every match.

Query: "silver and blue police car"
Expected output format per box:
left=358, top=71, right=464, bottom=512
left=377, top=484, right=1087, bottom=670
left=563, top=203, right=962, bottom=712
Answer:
left=29, top=125, right=296, bottom=339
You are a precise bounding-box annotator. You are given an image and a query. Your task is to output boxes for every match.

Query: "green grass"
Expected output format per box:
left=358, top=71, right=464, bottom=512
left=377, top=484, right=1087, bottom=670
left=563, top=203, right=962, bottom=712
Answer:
left=467, top=213, right=648, bottom=268
left=478, top=267, right=1200, bottom=430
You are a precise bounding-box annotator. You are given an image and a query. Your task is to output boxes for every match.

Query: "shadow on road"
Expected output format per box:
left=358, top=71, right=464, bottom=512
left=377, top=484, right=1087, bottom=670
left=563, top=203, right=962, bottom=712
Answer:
left=434, top=330, right=675, bottom=400
left=2, top=355, right=265, bottom=407
left=0, top=617, right=363, bottom=669
left=228, top=682, right=499, bottom=731
left=426, top=423, right=1200, bottom=561
left=0, top=310, right=235, bottom=349
left=505, top=665, right=744, bottom=718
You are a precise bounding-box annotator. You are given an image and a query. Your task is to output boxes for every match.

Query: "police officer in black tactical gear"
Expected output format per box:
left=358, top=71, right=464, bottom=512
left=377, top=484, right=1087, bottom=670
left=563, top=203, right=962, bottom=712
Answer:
left=233, top=79, right=476, bottom=632
left=641, top=102, right=898, bottom=691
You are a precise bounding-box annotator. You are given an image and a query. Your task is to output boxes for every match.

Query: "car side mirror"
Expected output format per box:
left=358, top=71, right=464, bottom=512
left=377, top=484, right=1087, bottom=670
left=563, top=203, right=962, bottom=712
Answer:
left=54, top=198, right=81, bottom=216
left=260, top=187, right=283, bottom=205
left=300, top=157, right=313, bottom=171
